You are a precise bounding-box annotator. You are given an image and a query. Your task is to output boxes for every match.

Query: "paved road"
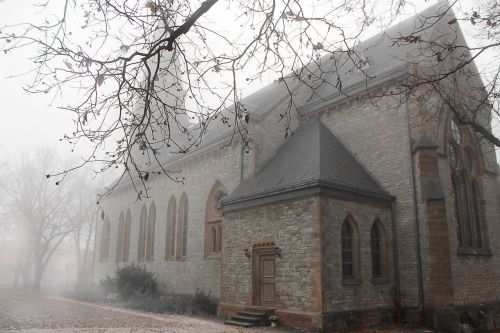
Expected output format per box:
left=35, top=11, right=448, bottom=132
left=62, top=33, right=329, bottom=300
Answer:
left=0, top=290, right=265, bottom=333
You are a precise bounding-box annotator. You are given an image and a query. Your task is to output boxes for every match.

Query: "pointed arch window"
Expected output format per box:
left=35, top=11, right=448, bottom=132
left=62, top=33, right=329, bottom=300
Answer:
left=100, top=214, right=111, bottom=261
left=177, top=193, right=189, bottom=258
left=116, top=212, right=124, bottom=262
left=137, top=204, right=147, bottom=261
left=205, top=181, right=226, bottom=257
left=116, top=210, right=132, bottom=262
left=145, top=202, right=156, bottom=261
left=341, top=216, right=360, bottom=282
left=123, top=209, right=131, bottom=261
left=371, top=220, right=388, bottom=281
left=165, top=196, right=177, bottom=260
left=447, top=118, right=487, bottom=252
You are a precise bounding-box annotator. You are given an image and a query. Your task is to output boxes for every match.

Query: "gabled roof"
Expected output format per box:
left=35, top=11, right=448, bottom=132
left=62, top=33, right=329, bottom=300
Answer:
left=236, top=1, right=458, bottom=116
left=224, top=119, right=394, bottom=208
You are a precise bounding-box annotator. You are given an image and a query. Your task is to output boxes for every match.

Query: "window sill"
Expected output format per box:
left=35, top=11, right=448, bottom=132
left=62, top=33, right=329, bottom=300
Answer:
left=204, top=253, right=221, bottom=260
left=457, top=247, right=492, bottom=256
left=343, top=279, right=361, bottom=286
left=372, top=277, right=389, bottom=285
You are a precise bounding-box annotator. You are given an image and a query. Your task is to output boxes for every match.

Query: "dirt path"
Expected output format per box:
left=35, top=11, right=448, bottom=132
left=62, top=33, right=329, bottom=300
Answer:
left=0, top=290, right=287, bottom=333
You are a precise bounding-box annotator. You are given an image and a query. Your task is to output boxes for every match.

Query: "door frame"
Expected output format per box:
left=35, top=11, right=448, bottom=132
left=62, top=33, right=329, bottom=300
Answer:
left=252, top=245, right=277, bottom=306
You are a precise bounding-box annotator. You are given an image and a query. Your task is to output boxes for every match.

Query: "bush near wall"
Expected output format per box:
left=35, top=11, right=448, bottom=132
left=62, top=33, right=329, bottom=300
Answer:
left=98, top=264, right=218, bottom=315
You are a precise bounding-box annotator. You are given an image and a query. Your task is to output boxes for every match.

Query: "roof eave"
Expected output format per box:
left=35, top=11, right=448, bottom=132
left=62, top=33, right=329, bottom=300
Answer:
left=223, top=179, right=395, bottom=212
left=298, top=64, right=409, bottom=114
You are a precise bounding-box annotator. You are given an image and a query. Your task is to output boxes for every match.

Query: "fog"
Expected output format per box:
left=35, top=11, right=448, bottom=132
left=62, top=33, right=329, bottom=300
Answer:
left=0, top=0, right=498, bottom=298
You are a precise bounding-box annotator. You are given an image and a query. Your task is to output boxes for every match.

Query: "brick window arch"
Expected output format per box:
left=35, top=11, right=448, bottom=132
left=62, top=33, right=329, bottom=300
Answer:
left=165, top=196, right=177, bottom=260
left=205, top=181, right=226, bottom=257
left=341, top=216, right=360, bottom=282
left=371, top=220, right=388, bottom=281
left=137, top=204, right=147, bottom=261
left=99, top=214, right=111, bottom=261
left=447, top=118, right=487, bottom=251
left=177, top=193, right=188, bottom=258
left=145, top=201, right=156, bottom=261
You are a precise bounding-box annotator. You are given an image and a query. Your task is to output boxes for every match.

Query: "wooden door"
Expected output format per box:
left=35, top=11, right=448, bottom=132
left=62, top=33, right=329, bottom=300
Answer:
left=253, top=252, right=276, bottom=305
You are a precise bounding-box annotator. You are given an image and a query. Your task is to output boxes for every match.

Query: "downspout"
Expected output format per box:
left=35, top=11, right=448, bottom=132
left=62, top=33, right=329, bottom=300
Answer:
left=390, top=201, right=401, bottom=323
left=240, top=141, right=244, bottom=182
left=405, top=100, right=425, bottom=324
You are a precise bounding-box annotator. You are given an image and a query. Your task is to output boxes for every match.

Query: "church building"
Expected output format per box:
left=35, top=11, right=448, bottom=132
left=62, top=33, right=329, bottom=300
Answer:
left=94, top=3, right=500, bottom=332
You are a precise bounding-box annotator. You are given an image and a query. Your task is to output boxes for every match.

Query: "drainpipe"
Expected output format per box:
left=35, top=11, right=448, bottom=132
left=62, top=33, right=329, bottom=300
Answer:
left=390, top=201, right=401, bottom=323
left=405, top=101, right=425, bottom=325
left=240, top=141, right=244, bottom=182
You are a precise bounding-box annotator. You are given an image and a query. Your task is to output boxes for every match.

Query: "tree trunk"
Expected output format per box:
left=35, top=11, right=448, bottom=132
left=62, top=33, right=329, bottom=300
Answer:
left=32, top=260, right=45, bottom=293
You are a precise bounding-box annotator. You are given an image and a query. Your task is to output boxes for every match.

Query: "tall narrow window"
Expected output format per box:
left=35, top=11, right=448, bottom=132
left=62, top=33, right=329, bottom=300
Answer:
left=123, top=209, right=131, bottom=262
left=216, top=224, right=222, bottom=253
left=370, top=220, right=388, bottom=281
left=146, top=202, right=156, bottom=261
left=447, top=118, right=487, bottom=251
left=137, top=205, right=147, bottom=261
left=177, top=193, right=188, bottom=258
left=205, top=181, right=226, bottom=257
left=100, top=215, right=111, bottom=261
left=371, top=223, right=381, bottom=278
left=341, top=216, right=359, bottom=282
left=165, top=196, right=177, bottom=259
left=116, top=212, right=124, bottom=262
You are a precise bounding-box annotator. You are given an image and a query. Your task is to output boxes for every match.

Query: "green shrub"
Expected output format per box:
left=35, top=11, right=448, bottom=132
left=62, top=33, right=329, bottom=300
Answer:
left=100, top=275, right=117, bottom=294
left=114, top=263, right=158, bottom=301
left=192, top=290, right=218, bottom=315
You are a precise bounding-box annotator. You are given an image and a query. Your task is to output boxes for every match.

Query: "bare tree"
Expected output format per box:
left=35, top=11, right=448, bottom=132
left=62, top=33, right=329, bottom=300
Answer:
left=66, top=168, right=100, bottom=290
left=0, top=149, right=77, bottom=292
left=0, top=0, right=498, bottom=194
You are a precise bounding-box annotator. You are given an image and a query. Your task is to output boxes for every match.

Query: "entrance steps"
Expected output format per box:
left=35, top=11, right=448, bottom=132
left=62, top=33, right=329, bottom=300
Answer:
left=225, top=306, right=275, bottom=327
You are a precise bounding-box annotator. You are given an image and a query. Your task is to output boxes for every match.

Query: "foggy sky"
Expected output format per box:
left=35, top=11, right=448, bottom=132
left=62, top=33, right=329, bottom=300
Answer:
left=0, top=0, right=498, bottom=164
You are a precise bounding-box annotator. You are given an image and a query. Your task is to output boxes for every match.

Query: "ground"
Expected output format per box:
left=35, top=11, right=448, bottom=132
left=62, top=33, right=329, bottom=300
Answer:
left=0, top=290, right=287, bottom=333
left=0, top=289, right=439, bottom=333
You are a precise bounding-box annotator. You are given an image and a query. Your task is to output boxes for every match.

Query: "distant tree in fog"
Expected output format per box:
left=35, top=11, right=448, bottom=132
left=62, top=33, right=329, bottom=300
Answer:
left=66, top=167, right=101, bottom=290
left=0, top=148, right=82, bottom=292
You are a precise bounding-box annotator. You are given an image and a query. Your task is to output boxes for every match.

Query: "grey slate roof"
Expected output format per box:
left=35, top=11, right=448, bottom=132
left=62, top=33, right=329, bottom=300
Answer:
left=118, top=2, right=460, bottom=191
left=224, top=119, right=393, bottom=206
left=149, top=2, right=457, bottom=164
left=235, top=1, right=458, bottom=116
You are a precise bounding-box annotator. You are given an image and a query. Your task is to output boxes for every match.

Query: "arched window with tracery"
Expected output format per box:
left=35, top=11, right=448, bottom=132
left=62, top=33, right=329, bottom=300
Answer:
left=341, top=216, right=360, bottom=282
left=165, top=196, right=177, bottom=259
left=100, top=214, right=111, bottom=261
left=205, top=181, right=226, bottom=257
left=370, top=220, right=388, bottom=281
left=447, top=118, right=487, bottom=251
left=146, top=202, right=156, bottom=261
left=177, top=193, right=188, bottom=258
left=137, top=204, right=147, bottom=261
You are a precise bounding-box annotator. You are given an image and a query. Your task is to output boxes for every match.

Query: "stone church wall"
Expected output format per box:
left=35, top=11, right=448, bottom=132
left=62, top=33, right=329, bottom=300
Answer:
left=322, top=198, right=393, bottom=312
left=94, top=140, right=245, bottom=298
left=222, top=196, right=318, bottom=312
left=409, top=88, right=500, bottom=309
left=315, top=89, right=420, bottom=311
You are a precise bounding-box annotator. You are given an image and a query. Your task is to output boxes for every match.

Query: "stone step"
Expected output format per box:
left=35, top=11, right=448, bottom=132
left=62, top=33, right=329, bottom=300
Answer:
left=237, top=310, right=268, bottom=318
left=244, top=306, right=275, bottom=315
left=224, top=319, right=254, bottom=327
left=232, top=314, right=267, bottom=323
